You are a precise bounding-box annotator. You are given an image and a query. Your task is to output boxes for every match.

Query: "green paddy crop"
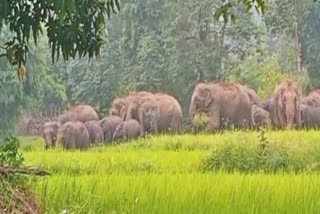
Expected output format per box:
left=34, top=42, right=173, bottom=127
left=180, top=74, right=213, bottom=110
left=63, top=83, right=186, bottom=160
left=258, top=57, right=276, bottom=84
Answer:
left=21, top=130, right=320, bottom=213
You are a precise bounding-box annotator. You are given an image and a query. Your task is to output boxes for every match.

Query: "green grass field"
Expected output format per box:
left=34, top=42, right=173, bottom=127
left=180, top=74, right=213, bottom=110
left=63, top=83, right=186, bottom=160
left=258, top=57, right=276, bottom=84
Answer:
left=21, top=130, right=320, bottom=213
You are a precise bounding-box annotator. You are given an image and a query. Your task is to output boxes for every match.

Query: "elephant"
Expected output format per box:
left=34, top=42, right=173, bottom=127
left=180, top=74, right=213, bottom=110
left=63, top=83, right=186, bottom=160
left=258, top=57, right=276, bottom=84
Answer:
left=302, top=90, right=320, bottom=107
left=99, top=115, right=122, bottom=143
left=42, top=121, right=59, bottom=149
left=251, top=104, right=272, bottom=127
left=153, top=93, right=183, bottom=134
left=58, top=104, right=99, bottom=126
left=84, top=120, right=104, bottom=145
left=126, top=94, right=160, bottom=135
left=262, top=96, right=273, bottom=113
left=56, top=121, right=90, bottom=150
left=189, top=81, right=252, bottom=131
left=109, top=96, right=129, bottom=120
left=271, top=79, right=301, bottom=129
left=109, top=91, right=156, bottom=122
left=112, top=119, right=142, bottom=141
left=243, top=85, right=263, bottom=107
left=300, top=104, right=320, bottom=128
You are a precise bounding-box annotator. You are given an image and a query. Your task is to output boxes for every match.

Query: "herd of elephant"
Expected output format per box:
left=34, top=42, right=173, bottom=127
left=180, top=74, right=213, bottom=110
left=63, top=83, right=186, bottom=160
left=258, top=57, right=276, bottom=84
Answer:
left=42, top=79, right=320, bottom=150
left=42, top=91, right=183, bottom=149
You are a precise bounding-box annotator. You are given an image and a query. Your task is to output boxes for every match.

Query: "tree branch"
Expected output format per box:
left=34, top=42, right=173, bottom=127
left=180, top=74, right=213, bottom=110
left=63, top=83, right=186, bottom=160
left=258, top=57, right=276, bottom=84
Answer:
left=0, top=166, right=50, bottom=176
left=184, top=36, right=198, bottom=40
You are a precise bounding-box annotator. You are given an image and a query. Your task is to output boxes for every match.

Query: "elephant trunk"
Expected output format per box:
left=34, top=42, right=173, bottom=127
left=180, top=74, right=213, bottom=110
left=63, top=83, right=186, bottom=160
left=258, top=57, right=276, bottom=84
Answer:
left=151, top=109, right=160, bottom=133
left=285, top=104, right=295, bottom=128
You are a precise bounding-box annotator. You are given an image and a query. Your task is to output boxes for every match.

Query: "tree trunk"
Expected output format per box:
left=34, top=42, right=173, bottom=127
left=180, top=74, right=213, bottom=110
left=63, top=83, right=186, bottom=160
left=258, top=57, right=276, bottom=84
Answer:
left=294, top=21, right=303, bottom=77
left=219, top=21, right=227, bottom=79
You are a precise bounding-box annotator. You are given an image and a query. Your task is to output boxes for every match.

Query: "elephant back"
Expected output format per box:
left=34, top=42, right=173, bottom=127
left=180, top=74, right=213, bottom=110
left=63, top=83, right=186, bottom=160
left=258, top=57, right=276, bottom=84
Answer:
left=58, top=104, right=99, bottom=125
left=99, top=116, right=122, bottom=143
left=154, top=93, right=183, bottom=133
left=84, top=120, right=104, bottom=144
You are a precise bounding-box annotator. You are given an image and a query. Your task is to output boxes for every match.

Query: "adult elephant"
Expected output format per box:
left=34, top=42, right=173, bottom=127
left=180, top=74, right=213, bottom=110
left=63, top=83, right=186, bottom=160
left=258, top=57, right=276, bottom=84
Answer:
left=126, top=94, right=160, bottom=135
left=243, top=85, right=263, bottom=107
left=271, top=79, right=301, bottom=129
left=153, top=93, right=183, bottom=134
left=189, top=81, right=252, bottom=131
left=58, top=104, right=99, bottom=126
left=109, top=92, right=152, bottom=120
left=99, top=116, right=122, bottom=143
left=301, top=104, right=320, bottom=128
left=109, top=96, right=130, bottom=120
left=56, top=121, right=90, bottom=150
left=302, top=89, right=320, bottom=107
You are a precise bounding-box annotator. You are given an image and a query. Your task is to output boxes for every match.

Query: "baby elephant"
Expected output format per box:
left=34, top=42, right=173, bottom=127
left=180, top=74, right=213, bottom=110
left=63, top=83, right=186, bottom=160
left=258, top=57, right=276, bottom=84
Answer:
left=251, top=104, right=272, bottom=128
left=113, top=119, right=142, bottom=141
left=42, top=121, right=59, bottom=149
left=301, top=105, right=320, bottom=128
left=84, top=120, right=104, bottom=145
left=99, top=116, right=122, bottom=143
left=56, top=121, right=90, bottom=150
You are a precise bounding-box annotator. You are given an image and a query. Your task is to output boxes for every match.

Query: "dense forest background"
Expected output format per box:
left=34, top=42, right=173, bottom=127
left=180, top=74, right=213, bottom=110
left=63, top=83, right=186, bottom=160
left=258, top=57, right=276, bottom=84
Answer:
left=1, top=0, right=320, bottom=134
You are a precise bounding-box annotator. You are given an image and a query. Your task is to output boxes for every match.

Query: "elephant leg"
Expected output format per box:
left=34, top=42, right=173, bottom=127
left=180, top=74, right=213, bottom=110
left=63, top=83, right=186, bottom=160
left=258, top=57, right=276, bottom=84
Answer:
left=169, top=116, right=183, bottom=134
left=207, top=110, right=220, bottom=132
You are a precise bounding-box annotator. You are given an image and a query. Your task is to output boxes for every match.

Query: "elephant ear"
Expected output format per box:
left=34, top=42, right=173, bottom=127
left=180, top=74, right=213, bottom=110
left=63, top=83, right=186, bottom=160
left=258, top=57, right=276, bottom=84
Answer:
left=204, top=88, right=213, bottom=107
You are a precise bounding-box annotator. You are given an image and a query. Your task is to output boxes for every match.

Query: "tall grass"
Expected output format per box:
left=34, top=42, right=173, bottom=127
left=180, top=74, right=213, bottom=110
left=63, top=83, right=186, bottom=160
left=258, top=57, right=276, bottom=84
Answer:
left=36, top=173, right=320, bottom=213
left=20, top=130, right=320, bottom=213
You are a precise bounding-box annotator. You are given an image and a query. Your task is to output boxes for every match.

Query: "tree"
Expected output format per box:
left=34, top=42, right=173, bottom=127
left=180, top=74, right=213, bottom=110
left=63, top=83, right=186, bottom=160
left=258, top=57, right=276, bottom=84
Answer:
left=0, top=0, right=120, bottom=74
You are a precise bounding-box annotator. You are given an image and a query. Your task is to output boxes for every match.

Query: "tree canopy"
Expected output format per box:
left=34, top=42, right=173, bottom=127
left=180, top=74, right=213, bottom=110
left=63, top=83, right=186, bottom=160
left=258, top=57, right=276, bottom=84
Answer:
left=0, top=0, right=120, bottom=72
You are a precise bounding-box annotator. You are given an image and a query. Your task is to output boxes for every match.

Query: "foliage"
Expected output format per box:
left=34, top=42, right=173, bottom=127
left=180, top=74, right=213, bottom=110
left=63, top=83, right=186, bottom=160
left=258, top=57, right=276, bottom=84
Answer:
left=22, top=130, right=320, bottom=174
left=37, top=173, right=320, bottom=213
left=17, top=130, right=320, bottom=213
left=0, top=136, right=24, bottom=168
left=0, top=26, right=67, bottom=134
left=301, top=2, right=320, bottom=88
left=0, top=0, right=120, bottom=69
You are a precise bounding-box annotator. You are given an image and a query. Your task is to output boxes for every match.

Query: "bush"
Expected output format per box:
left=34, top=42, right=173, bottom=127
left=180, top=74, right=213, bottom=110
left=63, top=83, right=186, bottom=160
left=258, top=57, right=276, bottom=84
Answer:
left=200, top=133, right=320, bottom=173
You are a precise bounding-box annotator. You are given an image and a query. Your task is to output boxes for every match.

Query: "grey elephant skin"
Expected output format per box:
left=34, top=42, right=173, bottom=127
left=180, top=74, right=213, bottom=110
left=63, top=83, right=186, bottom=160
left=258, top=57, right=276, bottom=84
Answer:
left=189, top=81, right=252, bottom=131
left=84, top=120, right=104, bottom=145
left=99, top=116, right=122, bottom=143
left=302, top=89, right=320, bottom=107
left=42, top=121, right=59, bottom=149
left=251, top=104, right=271, bottom=127
left=113, top=119, right=142, bottom=141
left=301, top=105, right=320, bottom=128
left=126, top=93, right=160, bottom=135
left=56, top=121, right=90, bottom=150
left=243, top=85, right=263, bottom=107
left=271, top=79, right=301, bottom=129
left=153, top=93, right=183, bottom=134
left=58, top=104, right=99, bottom=126
left=110, top=91, right=183, bottom=134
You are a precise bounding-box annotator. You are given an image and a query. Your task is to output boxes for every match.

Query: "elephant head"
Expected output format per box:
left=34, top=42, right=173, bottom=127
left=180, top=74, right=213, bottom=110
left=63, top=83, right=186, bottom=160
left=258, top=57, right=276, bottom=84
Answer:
left=138, top=97, right=160, bottom=134
left=109, top=97, right=128, bottom=120
left=278, top=87, right=300, bottom=128
left=189, top=83, right=220, bottom=130
left=126, top=96, right=140, bottom=121
left=42, top=128, right=56, bottom=149
left=113, top=123, right=124, bottom=141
